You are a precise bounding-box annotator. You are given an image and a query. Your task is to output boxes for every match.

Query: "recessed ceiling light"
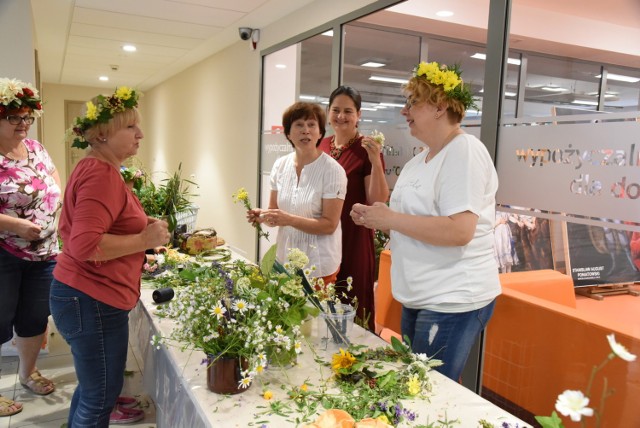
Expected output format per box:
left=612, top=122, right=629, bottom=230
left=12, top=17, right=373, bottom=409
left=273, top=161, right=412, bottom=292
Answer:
left=122, top=44, right=137, bottom=52
left=361, top=61, right=386, bottom=68
left=275, top=64, right=287, bottom=69
left=471, top=53, right=521, bottom=66
left=504, top=91, right=517, bottom=97
left=360, top=107, right=377, bottom=111
left=99, top=76, right=109, bottom=81
left=596, top=73, right=640, bottom=83
left=436, top=10, right=454, bottom=17
left=321, top=30, right=333, bottom=37
left=299, top=95, right=316, bottom=100
left=369, top=75, right=408, bottom=84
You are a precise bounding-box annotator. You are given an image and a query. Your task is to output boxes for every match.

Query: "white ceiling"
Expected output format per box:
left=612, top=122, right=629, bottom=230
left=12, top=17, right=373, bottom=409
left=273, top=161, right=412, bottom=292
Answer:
left=30, top=0, right=640, bottom=92
left=30, top=0, right=315, bottom=90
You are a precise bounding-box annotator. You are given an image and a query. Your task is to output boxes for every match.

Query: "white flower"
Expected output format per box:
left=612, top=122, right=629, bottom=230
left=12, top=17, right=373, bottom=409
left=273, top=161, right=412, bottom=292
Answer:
left=238, top=375, right=252, bottom=389
left=371, top=129, right=385, bottom=146
left=211, top=302, right=227, bottom=319
left=232, top=299, right=248, bottom=313
left=606, top=333, right=637, bottom=362
left=555, top=390, right=594, bottom=422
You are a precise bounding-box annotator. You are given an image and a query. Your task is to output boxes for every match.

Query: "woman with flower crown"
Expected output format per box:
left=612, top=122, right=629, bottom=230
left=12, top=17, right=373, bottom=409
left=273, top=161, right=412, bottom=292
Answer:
left=318, top=86, right=389, bottom=331
left=50, top=87, right=170, bottom=426
left=351, top=61, right=500, bottom=382
left=247, top=102, right=347, bottom=285
left=0, top=77, right=61, bottom=417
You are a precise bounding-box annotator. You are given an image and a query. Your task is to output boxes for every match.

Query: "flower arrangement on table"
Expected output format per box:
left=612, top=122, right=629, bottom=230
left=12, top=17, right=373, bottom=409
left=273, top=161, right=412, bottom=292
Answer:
left=151, top=244, right=322, bottom=389
left=257, top=336, right=443, bottom=427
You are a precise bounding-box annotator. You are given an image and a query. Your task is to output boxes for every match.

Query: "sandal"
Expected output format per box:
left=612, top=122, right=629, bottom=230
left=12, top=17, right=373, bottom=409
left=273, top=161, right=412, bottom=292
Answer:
left=109, top=406, right=144, bottom=424
left=19, top=370, right=55, bottom=396
left=0, top=395, right=23, bottom=417
left=116, top=396, right=139, bottom=409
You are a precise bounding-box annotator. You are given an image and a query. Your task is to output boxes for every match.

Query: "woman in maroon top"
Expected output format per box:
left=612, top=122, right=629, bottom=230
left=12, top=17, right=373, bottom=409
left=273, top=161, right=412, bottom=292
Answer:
left=319, top=86, right=389, bottom=331
left=50, top=87, right=170, bottom=427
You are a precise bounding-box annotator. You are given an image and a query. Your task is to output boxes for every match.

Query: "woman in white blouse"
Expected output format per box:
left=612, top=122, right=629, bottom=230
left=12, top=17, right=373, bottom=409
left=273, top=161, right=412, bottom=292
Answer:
left=248, top=102, right=347, bottom=284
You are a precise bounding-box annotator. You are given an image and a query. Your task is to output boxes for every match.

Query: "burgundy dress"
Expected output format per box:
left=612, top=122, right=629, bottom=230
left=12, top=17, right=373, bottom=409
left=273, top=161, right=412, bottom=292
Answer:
left=319, top=135, right=385, bottom=331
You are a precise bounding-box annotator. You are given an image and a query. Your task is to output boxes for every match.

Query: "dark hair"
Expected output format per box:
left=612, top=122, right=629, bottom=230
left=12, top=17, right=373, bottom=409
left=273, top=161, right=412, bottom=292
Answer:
left=328, top=86, right=362, bottom=111
left=282, top=102, right=326, bottom=147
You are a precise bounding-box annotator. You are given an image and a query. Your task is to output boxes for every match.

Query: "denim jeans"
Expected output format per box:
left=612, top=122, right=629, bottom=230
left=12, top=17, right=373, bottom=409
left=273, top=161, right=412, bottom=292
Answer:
left=401, top=300, right=496, bottom=382
left=50, top=279, right=130, bottom=428
left=0, top=247, right=55, bottom=344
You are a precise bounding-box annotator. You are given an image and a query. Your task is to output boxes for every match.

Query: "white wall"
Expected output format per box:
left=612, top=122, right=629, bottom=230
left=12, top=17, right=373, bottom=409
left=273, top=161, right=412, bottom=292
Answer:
left=139, top=0, right=380, bottom=260
left=33, top=0, right=380, bottom=261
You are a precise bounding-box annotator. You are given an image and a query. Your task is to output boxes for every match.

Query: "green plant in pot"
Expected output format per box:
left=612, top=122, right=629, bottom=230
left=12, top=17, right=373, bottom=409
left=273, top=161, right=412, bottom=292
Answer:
left=132, top=163, right=197, bottom=232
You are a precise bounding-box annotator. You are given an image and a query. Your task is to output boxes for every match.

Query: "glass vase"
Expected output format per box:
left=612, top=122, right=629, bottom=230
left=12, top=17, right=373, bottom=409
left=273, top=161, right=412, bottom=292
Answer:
left=206, top=355, right=250, bottom=394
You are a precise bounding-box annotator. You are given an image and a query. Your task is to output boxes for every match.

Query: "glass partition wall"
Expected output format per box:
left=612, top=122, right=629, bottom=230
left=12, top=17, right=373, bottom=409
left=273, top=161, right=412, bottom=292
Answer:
left=259, top=1, right=639, bottom=424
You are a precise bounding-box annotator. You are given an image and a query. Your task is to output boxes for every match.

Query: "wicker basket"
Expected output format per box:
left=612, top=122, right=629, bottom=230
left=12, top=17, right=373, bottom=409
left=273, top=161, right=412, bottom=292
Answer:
left=175, top=205, right=199, bottom=233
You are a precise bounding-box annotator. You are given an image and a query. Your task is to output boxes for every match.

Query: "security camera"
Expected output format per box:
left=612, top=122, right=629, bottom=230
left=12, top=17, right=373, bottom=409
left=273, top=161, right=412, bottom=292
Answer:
left=239, top=27, right=253, bottom=41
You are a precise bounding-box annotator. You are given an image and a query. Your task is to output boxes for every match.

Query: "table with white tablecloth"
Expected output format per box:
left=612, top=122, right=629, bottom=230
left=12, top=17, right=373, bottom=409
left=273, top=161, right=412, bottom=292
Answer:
left=129, top=286, right=529, bottom=428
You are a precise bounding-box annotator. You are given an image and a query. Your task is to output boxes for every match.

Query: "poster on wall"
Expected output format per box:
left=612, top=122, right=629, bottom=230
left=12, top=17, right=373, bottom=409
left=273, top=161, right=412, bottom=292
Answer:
left=567, top=223, right=640, bottom=287
left=493, top=210, right=554, bottom=274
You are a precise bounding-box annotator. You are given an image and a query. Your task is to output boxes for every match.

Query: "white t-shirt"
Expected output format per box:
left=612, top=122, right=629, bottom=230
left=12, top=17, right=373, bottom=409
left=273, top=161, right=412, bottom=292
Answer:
left=270, top=152, right=347, bottom=277
left=389, top=133, right=501, bottom=312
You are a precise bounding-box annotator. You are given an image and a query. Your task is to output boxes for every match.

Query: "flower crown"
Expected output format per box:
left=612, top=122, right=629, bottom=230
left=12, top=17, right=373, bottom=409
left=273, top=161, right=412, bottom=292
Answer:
left=412, top=61, right=478, bottom=111
left=70, top=86, right=140, bottom=149
left=0, top=78, right=43, bottom=117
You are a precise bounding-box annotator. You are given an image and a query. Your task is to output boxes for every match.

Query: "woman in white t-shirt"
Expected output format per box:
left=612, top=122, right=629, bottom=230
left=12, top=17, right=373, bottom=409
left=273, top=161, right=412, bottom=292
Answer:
left=351, top=61, right=500, bottom=382
left=248, top=102, right=347, bottom=284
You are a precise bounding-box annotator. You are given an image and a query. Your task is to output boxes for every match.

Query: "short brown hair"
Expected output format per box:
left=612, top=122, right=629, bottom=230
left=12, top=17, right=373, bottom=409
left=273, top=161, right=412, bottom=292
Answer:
left=282, top=102, right=326, bottom=146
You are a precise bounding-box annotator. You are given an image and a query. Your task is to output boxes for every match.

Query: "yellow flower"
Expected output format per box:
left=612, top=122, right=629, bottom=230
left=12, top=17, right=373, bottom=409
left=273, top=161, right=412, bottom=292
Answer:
left=232, top=187, right=249, bottom=204
left=115, top=86, right=133, bottom=100
left=85, top=101, right=98, bottom=120
left=377, top=415, right=391, bottom=424
left=331, top=348, right=356, bottom=372
left=300, top=383, right=308, bottom=391
left=263, top=390, right=273, bottom=400
left=406, top=374, right=421, bottom=396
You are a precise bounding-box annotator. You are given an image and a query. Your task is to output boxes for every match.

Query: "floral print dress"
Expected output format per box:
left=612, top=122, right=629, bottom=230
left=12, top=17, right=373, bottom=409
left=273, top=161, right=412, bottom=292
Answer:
left=0, top=138, right=61, bottom=260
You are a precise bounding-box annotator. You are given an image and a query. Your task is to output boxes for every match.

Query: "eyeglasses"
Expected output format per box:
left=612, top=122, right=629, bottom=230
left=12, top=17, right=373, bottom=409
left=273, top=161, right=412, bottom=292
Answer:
left=4, top=115, right=36, bottom=125
left=404, top=97, right=419, bottom=110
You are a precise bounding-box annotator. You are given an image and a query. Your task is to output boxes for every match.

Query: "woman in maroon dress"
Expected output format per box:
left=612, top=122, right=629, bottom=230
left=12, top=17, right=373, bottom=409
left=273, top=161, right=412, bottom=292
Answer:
left=319, top=86, right=389, bottom=331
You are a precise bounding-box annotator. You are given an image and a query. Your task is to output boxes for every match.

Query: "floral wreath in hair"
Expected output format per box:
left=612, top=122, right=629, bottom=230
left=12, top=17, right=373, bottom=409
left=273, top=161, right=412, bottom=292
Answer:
left=0, top=78, right=43, bottom=117
left=68, top=86, right=140, bottom=149
left=412, top=61, right=478, bottom=111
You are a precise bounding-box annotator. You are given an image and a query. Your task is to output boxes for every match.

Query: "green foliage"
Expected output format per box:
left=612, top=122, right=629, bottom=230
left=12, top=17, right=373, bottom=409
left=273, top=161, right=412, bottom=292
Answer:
left=133, top=163, right=197, bottom=231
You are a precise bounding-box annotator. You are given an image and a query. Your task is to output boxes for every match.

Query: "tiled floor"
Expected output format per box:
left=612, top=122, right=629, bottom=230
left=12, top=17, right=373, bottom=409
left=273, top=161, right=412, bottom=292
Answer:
left=0, top=321, right=156, bottom=428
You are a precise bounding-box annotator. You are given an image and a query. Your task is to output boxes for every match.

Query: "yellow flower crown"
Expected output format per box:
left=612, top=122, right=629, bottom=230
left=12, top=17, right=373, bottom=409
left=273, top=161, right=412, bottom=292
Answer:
left=70, top=86, right=140, bottom=149
left=413, top=61, right=477, bottom=111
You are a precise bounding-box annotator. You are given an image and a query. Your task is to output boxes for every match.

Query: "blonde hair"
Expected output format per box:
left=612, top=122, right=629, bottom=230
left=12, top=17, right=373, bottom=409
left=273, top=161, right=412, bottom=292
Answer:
left=404, top=77, right=466, bottom=123
left=83, top=102, right=141, bottom=145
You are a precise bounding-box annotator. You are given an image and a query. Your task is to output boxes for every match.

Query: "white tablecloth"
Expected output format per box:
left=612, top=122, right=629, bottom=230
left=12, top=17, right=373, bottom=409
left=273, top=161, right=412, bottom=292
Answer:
left=130, top=287, right=528, bottom=428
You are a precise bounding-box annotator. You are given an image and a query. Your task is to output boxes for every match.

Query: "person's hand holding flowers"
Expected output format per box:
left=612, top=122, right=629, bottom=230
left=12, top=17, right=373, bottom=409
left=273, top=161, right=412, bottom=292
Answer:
left=233, top=187, right=269, bottom=240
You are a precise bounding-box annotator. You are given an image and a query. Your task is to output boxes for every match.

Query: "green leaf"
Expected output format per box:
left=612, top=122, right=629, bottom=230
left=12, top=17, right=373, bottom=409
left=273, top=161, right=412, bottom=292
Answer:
left=390, top=335, right=407, bottom=353
left=535, top=411, right=565, bottom=428
left=261, top=244, right=278, bottom=276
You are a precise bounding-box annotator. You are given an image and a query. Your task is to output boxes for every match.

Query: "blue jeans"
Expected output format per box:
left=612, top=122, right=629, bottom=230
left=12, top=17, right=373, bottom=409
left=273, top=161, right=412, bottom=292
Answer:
left=0, top=247, right=55, bottom=344
left=49, top=279, right=130, bottom=428
left=401, top=300, right=496, bottom=382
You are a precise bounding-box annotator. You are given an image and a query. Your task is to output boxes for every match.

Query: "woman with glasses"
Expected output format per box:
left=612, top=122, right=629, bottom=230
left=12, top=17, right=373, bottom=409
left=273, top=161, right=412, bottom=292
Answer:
left=0, top=78, right=61, bottom=417
left=318, top=86, right=389, bottom=331
left=351, top=62, right=500, bottom=382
